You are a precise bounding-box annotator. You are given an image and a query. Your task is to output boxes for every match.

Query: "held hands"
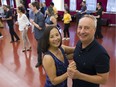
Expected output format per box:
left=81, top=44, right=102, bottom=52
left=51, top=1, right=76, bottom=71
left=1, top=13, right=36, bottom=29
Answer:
left=67, top=61, right=81, bottom=79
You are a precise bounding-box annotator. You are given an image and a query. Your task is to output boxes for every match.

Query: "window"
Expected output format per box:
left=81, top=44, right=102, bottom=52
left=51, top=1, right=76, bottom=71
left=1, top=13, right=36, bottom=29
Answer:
left=10, top=0, right=14, bottom=7
left=52, top=0, right=64, bottom=11
left=86, top=0, right=97, bottom=11
left=31, top=0, right=35, bottom=2
left=15, top=0, right=21, bottom=7
left=107, top=0, right=116, bottom=12
left=40, top=0, right=45, bottom=3
left=1, top=0, right=7, bottom=5
left=70, top=0, right=76, bottom=11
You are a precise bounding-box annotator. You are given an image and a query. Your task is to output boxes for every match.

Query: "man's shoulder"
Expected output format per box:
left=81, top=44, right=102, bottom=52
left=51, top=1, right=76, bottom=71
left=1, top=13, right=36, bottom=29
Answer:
left=93, top=40, right=108, bottom=54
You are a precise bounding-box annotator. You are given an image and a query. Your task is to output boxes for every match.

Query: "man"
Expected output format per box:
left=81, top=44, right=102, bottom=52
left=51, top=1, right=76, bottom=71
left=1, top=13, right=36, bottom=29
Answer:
left=30, top=1, right=45, bottom=67
left=68, top=15, right=110, bottom=87
left=2, top=5, right=20, bottom=43
left=76, top=1, right=87, bottom=25
left=28, top=3, right=35, bottom=20
left=50, top=2, right=58, bottom=19
left=94, top=2, right=103, bottom=39
left=28, top=3, right=35, bottom=32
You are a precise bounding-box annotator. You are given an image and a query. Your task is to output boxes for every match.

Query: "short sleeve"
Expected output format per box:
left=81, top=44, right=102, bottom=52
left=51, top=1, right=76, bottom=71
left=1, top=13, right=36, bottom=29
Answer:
left=95, top=53, right=110, bottom=73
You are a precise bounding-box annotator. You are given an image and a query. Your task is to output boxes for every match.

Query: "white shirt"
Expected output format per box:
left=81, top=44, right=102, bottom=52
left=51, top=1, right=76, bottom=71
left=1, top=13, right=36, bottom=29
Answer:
left=17, top=14, right=30, bottom=31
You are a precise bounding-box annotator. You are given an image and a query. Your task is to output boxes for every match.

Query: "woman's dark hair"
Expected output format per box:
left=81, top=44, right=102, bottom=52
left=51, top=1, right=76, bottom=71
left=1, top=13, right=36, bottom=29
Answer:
left=83, top=1, right=86, bottom=4
left=47, top=6, right=54, bottom=16
left=98, top=2, right=102, bottom=6
left=50, top=2, right=54, bottom=6
left=18, top=6, right=25, bottom=13
left=41, top=26, right=62, bottom=53
left=31, top=1, right=40, bottom=10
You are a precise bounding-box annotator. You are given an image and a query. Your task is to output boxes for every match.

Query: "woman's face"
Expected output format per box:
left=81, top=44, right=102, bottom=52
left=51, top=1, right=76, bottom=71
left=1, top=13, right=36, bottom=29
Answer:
left=49, top=28, right=61, bottom=48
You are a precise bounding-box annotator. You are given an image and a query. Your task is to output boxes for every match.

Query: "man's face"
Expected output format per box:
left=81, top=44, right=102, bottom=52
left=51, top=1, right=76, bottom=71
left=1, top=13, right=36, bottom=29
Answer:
left=31, top=5, right=36, bottom=12
left=77, top=17, right=96, bottom=43
left=97, top=3, right=100, bottom=8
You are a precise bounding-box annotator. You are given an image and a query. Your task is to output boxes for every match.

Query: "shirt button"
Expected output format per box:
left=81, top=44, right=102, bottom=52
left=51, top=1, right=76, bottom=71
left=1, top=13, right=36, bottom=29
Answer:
left=79, top=55, right=80, bottom=56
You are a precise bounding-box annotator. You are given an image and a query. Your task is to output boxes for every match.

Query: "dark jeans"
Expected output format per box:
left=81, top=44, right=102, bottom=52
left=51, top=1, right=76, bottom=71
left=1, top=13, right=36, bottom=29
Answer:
left=64, top=23, right=70, bottom=38
left=36, top=38, right=42, bottom=63
left=95, top=20, right=103, bottom=38
left=7, top=22, right=20, bottom=41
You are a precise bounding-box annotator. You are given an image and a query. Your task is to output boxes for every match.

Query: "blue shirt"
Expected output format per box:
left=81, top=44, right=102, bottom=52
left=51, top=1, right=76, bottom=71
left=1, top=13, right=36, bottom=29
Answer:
left=34, top=11, right=45, bottom=40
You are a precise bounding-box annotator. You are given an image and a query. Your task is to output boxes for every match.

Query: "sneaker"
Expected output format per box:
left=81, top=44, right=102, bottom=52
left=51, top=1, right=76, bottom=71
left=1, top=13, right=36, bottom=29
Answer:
left=15, top=39, right=20, bottom=42
left=10, top=41, right=15, bottom=43
left=62, top=38, right=66, bottom=40
left=66, top=38, right=70, bottom=40
left=27, top=47, right=32, bottom=51
left=0, top=36, right=3, bottom=39
left=22, top=49, right=26, bottom=52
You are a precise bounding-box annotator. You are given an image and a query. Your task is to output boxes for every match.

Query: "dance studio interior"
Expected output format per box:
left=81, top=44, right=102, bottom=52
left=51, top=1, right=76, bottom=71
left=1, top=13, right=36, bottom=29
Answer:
left=0, top=0, right=115, bottom=87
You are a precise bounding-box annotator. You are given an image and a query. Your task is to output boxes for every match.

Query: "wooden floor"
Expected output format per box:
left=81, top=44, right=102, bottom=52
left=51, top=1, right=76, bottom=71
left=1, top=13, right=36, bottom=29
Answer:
left=0, top=21, right=116, bottom=87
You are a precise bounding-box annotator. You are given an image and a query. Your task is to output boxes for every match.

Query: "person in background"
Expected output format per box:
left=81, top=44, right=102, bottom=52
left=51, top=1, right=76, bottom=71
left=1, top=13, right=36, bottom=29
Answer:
left=0, top=20, right=3, bottom=39
left=28, top=3, right=35, bottom=32
left=28, top=3, right=35, bottom=21
left=67, top=15, right=110, bottom=87
left=16, top=5, right=31, bottom=52
left=62, top=8, right=72, bottom=40
left=40, top=2, right=47, bottom=16
left=76, top=1, right=87, bottom=25
left=45, top=6, right=57, bottom=28
left=30, top=1, right=45, bottom=68
left=94, top=2, right=103, bottom=39
left=64, top=3, right=68, bottom=10
left=50, top=2, right=58, bottom=19
left=50, top=2, right=61, bottom=31
left=41, top=26, right=75, bottom=87
left=2, top=5, right=20, bottom=43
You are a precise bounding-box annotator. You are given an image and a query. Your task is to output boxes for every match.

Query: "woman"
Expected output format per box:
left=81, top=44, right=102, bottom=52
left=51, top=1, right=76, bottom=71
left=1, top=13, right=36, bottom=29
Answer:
left=16, top=5, right=31, bottom=52
left=41, top=26, right=75, bottom=87
left=45, top=6, right=57, bottom=28
left=94, top=2, right=103, bottom=39
left=62, top=8, right=72, bottom=40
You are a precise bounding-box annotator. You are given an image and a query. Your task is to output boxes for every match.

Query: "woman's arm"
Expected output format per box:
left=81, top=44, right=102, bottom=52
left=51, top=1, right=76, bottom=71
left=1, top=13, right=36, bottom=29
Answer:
left=43, top=55, right=68, bottom=85
left=62, top=45, right=75, bottom=54
left=62, top=45, right=75, bottom=60
left=47, top=16, right=57, bottom=27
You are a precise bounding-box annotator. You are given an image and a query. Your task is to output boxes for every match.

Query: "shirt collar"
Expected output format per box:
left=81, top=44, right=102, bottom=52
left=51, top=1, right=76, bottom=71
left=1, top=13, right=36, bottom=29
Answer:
left=78, top=39, right=96, bottom=52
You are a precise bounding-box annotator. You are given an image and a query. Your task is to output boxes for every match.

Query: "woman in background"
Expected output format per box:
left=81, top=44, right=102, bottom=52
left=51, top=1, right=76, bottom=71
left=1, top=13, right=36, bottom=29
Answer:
left=62, top=8, right=72, bottom=40
left=45, top=6, right=57, bottom=28
left=16, top=5, right=31, bottom=52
